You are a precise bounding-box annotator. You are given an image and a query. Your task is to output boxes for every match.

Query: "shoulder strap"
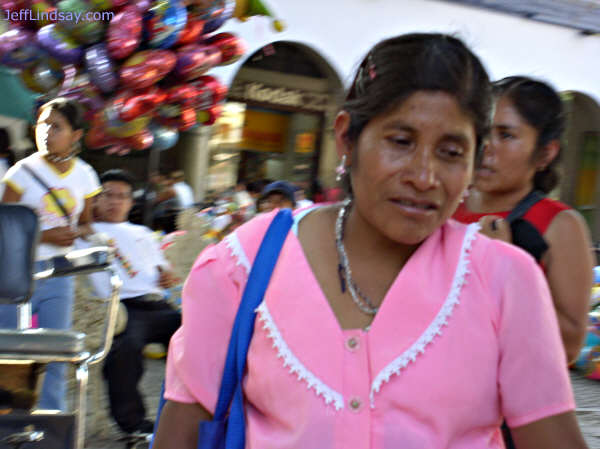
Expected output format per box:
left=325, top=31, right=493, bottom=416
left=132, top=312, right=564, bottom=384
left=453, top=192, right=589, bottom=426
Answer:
left=214, top=209, right=293, bottom=421
left=505, top=190, right=544, bottom=224
left=21, top=164, right=71, bottom=220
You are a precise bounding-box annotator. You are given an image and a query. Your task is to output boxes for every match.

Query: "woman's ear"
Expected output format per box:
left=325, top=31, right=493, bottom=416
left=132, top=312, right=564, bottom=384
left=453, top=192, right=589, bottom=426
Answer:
left=72, top=128, right=84, bottom=145
left=538, top=139, right=560, bottom=170
left=334, top=111, right=353, bottom=165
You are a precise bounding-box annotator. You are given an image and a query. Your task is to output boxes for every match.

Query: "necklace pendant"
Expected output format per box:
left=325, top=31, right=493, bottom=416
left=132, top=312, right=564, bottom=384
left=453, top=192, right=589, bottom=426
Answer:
left=338, top=263, right=346, bottom=293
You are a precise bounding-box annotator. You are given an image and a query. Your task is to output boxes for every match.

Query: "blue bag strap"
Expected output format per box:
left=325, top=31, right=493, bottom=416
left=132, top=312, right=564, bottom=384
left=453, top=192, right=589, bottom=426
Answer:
left=150, top=209, right=293, bottom=449
left=214, top=209, right=293, bottom=420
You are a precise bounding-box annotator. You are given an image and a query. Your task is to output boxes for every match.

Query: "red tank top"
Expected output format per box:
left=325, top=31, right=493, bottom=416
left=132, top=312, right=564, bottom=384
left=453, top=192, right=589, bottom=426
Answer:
left=453, top=197, right=570, bottom=235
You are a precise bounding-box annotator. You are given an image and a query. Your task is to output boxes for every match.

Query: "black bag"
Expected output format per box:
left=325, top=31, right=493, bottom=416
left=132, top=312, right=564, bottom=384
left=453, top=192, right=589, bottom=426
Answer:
left=506, top=190, right=549, bottom=262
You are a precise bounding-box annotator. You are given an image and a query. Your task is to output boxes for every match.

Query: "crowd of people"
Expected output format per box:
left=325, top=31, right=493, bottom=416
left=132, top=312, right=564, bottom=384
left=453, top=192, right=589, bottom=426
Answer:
left=0, top=31, right=597, bottom=449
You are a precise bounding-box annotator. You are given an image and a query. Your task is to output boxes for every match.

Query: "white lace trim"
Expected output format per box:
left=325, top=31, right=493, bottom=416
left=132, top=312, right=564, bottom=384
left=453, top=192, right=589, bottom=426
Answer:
left=256, top=301, right=345, bottom=411
left=369, top=223, right=480, bottom=407
left=224, top=232, right=251, bottom=275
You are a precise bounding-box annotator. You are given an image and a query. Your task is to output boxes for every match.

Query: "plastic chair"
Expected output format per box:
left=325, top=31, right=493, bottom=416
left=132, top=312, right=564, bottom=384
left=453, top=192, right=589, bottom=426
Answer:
left=0, top=204, right=122, bottom=449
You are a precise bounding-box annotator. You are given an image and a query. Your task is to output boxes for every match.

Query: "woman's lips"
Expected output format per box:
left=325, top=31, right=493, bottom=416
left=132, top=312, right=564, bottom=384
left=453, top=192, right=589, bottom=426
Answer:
left=476, top=167, right=495, bottom=177
left=389, top=197, right=438, bottom=217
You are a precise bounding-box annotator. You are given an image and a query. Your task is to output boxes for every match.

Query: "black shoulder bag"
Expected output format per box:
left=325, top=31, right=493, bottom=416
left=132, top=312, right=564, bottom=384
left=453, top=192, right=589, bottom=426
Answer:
left=505, top=190, right=548, bottom=262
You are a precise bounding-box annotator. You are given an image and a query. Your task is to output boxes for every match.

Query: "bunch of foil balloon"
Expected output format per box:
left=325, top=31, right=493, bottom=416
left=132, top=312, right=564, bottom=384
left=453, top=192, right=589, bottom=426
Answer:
left=0, top=0, right=283, bottom=155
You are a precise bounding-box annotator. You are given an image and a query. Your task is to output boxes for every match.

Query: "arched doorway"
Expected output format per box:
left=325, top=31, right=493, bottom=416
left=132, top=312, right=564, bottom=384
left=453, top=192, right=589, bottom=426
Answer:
left=204, top=40, right=343, bottom=199
left=561, top=91, right=600, bottom=242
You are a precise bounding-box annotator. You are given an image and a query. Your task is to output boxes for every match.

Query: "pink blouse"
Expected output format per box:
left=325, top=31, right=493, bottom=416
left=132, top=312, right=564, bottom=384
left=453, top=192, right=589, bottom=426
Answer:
left=165, top=210, right=574, bottom=449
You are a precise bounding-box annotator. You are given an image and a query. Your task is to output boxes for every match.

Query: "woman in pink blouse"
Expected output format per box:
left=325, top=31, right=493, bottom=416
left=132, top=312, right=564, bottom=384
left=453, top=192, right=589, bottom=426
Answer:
left=153, top=34, right=588, bottom=448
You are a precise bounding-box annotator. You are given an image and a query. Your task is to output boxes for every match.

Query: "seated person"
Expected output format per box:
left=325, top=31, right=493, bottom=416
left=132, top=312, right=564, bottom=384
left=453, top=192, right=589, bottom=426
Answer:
left=83, top=169, right=181, bottom=434
left=256, top=180, right=296, bottom=212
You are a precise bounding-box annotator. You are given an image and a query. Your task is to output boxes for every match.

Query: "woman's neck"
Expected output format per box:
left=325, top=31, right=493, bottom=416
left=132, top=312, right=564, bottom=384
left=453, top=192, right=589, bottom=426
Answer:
left=343, top=202, right=418, bottom=273
left=466, top=184, right=535, bottom=214
left=43, top=154, right=73, bottom=173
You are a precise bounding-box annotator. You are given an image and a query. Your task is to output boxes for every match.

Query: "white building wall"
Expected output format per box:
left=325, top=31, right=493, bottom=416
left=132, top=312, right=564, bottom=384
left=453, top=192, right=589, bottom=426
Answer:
left=211, top=0, right=600, bottom=102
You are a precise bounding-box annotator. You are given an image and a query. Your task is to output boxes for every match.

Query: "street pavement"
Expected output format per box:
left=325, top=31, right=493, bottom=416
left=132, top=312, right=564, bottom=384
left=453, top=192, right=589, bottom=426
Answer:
left=85, top=359, right=600, bottom=449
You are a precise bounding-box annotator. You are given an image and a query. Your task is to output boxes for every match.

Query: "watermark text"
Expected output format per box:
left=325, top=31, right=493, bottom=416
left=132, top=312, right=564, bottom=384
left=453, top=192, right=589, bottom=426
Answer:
left=3, top=9, right=114, bottom=24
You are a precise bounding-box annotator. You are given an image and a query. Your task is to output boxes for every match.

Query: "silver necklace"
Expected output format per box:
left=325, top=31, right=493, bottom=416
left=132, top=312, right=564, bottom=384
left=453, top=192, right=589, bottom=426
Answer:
left=335, top=199, right=379, bottom=316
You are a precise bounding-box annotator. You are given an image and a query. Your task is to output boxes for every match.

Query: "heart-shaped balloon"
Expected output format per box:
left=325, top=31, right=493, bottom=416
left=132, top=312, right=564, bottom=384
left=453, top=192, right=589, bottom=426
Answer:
left=174, top=44, right=221, bottom=81
left=119, top=49, right=176, bottom=90
left=118, top=87, right=166, bottom=121
left=204, top=32, right=246, bottom=66
left=175, top=17, right=204, bottom=46
left=156, top=104, right=196, bottom=130
left=107, top=5, right=142, bottom=60
left=191, top=74, right=227, bottom=108
left=124, top=128, right=154, bottom=150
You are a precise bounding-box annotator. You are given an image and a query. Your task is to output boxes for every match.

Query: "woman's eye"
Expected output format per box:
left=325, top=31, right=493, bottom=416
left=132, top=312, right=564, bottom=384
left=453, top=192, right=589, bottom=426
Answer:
left=439, top=146, right=463, bottom=158
left=387, top=136, right=411, bottom=147
left=499, top=131, right=514, bottom=140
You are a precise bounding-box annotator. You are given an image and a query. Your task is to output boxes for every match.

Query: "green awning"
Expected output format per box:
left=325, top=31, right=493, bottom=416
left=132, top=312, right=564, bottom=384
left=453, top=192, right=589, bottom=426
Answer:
left=0, top=66, right=39, bottom=122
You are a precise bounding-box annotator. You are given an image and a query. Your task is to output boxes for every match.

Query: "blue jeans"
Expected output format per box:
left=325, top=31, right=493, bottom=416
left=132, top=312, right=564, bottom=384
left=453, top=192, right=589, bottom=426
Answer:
left=0, top=261, right=74, bottom=411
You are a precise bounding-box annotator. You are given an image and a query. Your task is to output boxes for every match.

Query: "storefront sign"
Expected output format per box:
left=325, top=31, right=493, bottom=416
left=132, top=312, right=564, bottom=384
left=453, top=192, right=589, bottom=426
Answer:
left=229, top=81, right=330, bottom=112
left=239, top=108, right=289, bottom=153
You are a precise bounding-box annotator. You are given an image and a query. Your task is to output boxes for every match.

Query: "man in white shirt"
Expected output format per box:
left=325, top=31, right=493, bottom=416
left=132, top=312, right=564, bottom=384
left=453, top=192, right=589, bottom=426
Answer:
left=90, top=169, right=180, bottom=435
left=169, top=170, right=194, bottom=209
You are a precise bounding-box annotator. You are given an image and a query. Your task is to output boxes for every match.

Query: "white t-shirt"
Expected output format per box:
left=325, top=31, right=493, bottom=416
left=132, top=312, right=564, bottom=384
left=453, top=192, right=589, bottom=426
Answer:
left=2, top=153, right=100, bottom=260
left=84, top=221, right=170, bottom=300
left=0, top=157, right=9, bottom=199
left=172, top=181, right=195, bottom=208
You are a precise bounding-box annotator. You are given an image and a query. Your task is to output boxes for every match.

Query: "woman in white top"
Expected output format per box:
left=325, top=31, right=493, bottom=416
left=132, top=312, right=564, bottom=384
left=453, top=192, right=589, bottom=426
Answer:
left=1, top=97, right=100, bottom=411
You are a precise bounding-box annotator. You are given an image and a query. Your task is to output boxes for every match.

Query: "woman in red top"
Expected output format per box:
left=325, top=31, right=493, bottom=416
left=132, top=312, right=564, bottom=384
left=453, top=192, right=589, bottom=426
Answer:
left=454, top=76, right=594, bottom=364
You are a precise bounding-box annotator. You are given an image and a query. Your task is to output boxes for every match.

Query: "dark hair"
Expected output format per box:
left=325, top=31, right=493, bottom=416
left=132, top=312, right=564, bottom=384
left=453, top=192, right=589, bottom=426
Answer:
left=0, top=128, right=15, bottom=166
left=493, top=76, right=565, bottom=194
left=100, top=169, right=136, bottom=190
left=340, top=33, right=493, bottom=193
left=37, top=97, right=84, bottom=131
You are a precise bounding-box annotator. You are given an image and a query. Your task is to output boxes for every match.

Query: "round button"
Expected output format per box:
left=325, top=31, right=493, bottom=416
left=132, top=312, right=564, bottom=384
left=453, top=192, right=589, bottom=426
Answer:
left=345, top=336, right=359, bottom=351
left=349, top=397, right=362, bottom=412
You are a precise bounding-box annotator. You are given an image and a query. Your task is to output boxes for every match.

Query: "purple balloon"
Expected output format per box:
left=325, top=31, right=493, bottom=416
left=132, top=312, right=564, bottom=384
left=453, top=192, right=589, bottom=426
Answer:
left=37, top=24, right=83, bottom=64
left=0, top=28, right=40, bottom=68
left=132, top=0, right=150, bottom=13
left=84, top=43, right=118, bottom=93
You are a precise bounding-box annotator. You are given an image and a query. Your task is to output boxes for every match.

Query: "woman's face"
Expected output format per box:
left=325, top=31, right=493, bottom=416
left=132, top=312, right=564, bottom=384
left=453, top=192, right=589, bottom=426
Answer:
left=336, top=90, right=476, bottom=245
left=35, top=108, right=80, bottom=157
left=475, top=95, right=539, bottom=194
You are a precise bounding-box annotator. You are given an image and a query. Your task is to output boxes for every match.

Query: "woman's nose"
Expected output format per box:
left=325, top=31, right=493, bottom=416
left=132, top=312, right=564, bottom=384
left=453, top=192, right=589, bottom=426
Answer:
left=405, top=148, right=439, bottom=190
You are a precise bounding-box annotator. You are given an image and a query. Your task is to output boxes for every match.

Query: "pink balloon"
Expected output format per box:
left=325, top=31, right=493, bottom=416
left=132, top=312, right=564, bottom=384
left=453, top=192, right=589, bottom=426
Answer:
left=107, top=5, right=142, bottom=60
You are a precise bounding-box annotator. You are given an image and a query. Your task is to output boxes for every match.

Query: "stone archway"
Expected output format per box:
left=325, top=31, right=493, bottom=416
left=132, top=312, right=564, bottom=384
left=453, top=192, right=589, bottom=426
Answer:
left=561, top=90, right=600, bottom=241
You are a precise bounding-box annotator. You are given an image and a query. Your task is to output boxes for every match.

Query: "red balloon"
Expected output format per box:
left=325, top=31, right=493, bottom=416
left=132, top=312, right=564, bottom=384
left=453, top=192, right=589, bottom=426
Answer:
left=192, top=74, right=227, bottom=108
left=124, top=128, right=154, bottom=150
left=156, top=106, right=196, bottom=131
left=205, top=32, right=246, bottom=66
left=165, top=84, right=200, bottom=107
left=174, top=44, right=221, bottom=81
left=117, top=87, right=166, bottom=121
left=120, top=50, right=176, bottom=90
left=85, top=122, right=118, bottom=149
left=107, top=5, right=142, bottom=60
left=176, top=18, right=204, bottom=46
